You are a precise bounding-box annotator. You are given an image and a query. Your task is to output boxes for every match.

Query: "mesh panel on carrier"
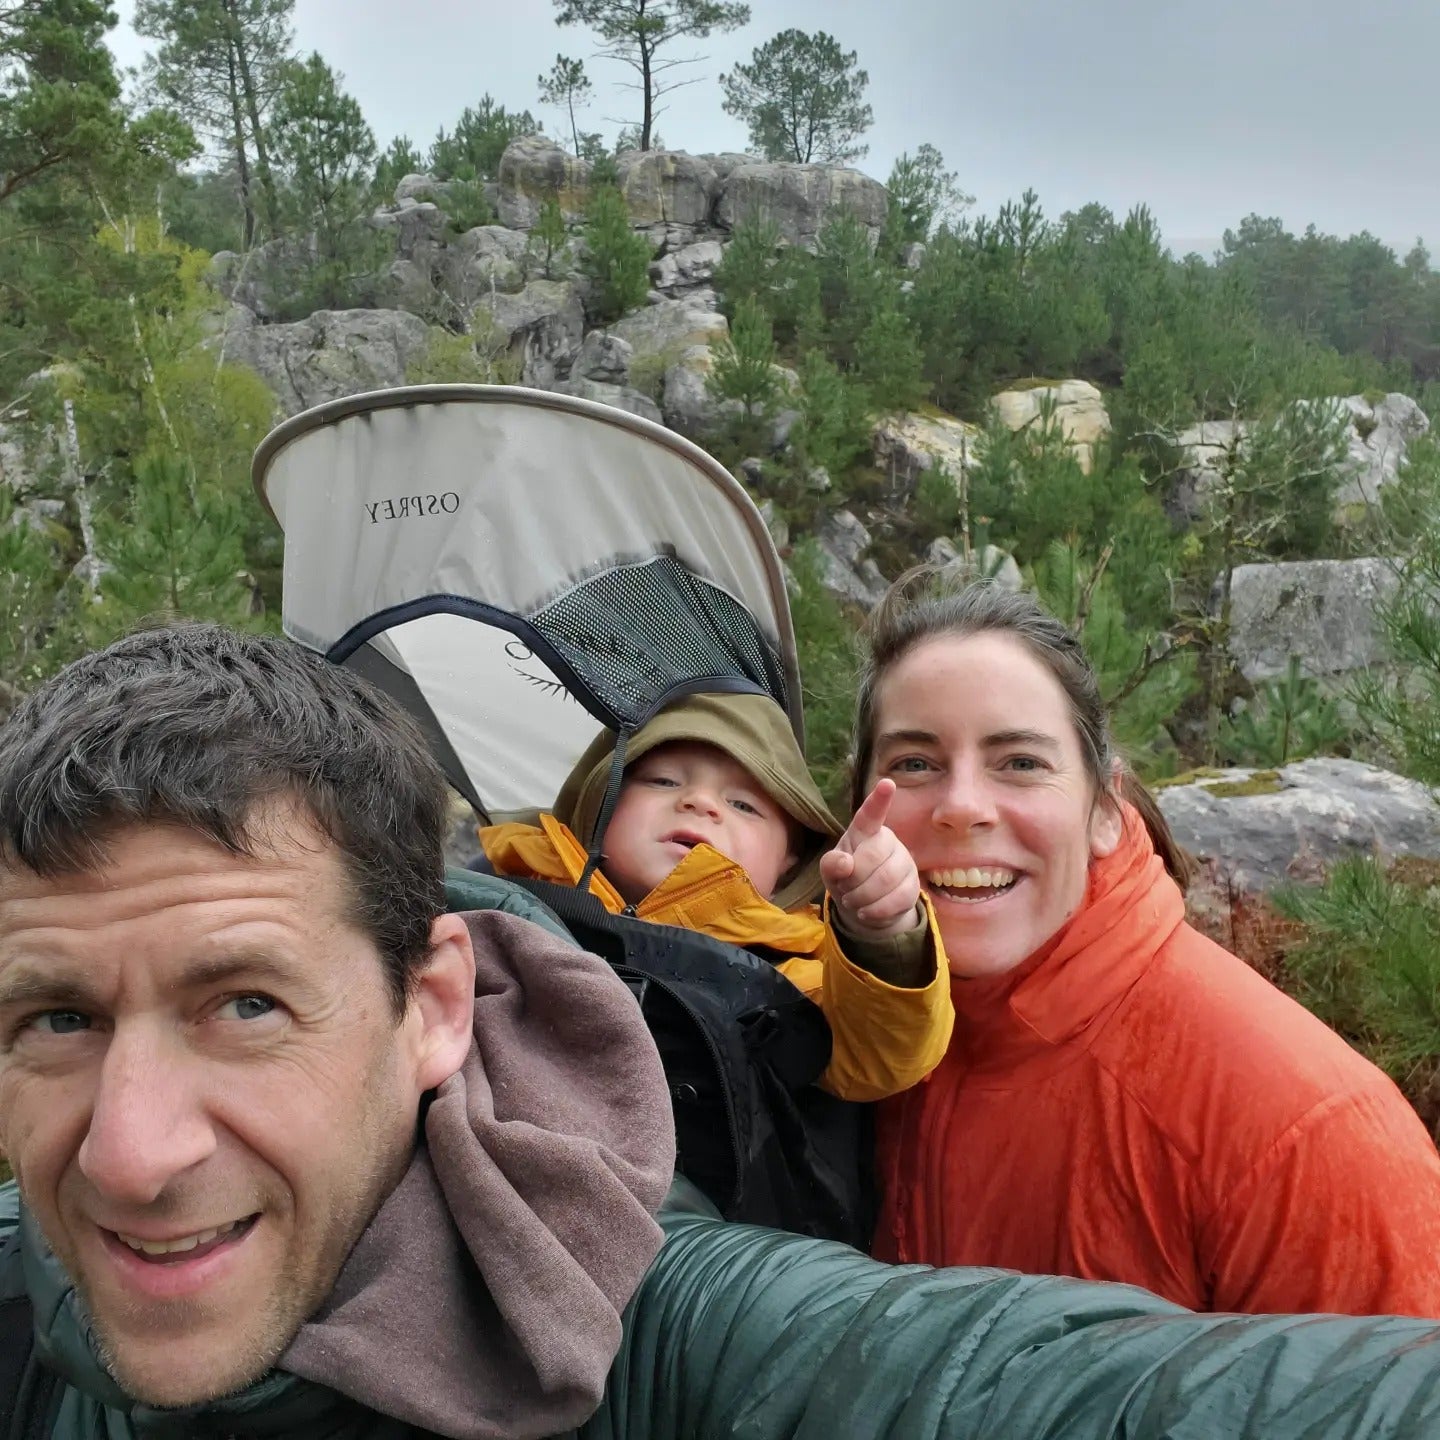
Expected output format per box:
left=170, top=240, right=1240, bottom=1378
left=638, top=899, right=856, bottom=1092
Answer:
left=530, top=553, right=790, bottom=728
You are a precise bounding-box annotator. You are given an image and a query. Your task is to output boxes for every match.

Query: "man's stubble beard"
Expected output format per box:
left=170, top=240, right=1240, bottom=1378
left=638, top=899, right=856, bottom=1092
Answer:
left=64, top=1067, right=418, bottom=1408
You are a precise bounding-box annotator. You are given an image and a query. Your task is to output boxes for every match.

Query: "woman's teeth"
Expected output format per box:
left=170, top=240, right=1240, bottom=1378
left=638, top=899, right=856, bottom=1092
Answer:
left=927, top=867, right=1017, bottom=891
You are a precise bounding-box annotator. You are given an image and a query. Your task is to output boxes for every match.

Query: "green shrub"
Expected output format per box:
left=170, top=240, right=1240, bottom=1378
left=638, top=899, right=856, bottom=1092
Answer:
left=1276, top=857, right=1440, bottom=1107
left=1219, top=657, right=1352, bottom=767
left=580, top=185, right=651, bottom=323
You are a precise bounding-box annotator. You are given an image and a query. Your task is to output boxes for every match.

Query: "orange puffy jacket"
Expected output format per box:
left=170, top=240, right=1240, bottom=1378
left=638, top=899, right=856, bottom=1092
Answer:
left=874, top=815, right=1440, bottom=1316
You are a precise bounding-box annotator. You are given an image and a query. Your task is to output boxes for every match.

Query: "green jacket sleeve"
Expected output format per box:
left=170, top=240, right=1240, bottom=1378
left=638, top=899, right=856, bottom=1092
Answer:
left=584, top=1209, right=1440, bottom=1439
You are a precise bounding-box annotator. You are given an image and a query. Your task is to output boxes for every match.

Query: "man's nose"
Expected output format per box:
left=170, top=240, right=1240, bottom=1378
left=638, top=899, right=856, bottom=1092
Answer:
left=932, top=763, right=998, bottom=830
left=77, top=1025, right=217, bottom=1206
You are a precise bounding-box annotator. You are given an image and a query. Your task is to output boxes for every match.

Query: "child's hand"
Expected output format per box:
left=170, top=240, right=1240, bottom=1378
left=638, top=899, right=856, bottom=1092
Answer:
left=820, top=779, right=924, bottom=939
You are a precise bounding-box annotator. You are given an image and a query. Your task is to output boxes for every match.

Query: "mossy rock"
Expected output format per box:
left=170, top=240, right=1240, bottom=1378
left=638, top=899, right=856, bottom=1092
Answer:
left=1152, top=766, right=1229, bottom=790
left=1002, top=376, right=1069, bottom=393
left=914, top=400, right=961, bottom=422
left=1152, top=767, right=1285, bottom=799
left=1202, top=770, right=1284, bottom=799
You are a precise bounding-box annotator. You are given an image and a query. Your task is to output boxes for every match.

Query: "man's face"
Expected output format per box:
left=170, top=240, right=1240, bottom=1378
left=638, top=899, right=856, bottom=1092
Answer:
left=0, top=810, right=463, bottom=1406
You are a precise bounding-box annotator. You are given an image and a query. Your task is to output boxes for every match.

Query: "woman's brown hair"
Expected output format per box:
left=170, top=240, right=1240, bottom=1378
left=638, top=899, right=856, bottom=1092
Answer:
left=850, top=566, right=1193, bottom=888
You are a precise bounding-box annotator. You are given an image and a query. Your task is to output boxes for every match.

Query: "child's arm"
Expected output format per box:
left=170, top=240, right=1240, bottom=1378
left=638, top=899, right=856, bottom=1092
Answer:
left=784, top=782, right=952, bottom=1101
left=820, top=780, right=924, bottom=940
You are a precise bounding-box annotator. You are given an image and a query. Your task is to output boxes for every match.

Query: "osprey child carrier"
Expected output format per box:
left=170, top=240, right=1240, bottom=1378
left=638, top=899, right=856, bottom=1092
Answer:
left=252, top=384, right=873, bottom=1246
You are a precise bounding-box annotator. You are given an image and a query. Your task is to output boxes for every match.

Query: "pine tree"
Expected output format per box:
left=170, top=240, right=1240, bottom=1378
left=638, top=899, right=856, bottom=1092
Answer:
left=269, top=52, right=380, bottom=310
left=712, top=214, right=783, bottom=320
left=720, top=29, right=872, bottom=164
left=855, top=306, right=926, bottom=414
left=554, top=0, right=750, bottom=152
left=537, top=55, right=592, bottom=157
left=428, top=96, right=538, bottom=182
left=708, top=296, right=781, bottom=451
left=134, top=0, right=295, bottom=246
left=1352, top=438, right=1440, bottom=783
left=882, top=144, right=970, bottom=247
left=579, top=183, right=651, bottom=321
left=374, top=134, right=423, bottom=201
left=792, top=351, right=872, bottom=479
left=75, top=453, right=257, bottom=651
left=0, top=488, right=68, bottom=717
left=1, top=0, right=134, bottom=204
left=528, top=195, right=569, bottom=280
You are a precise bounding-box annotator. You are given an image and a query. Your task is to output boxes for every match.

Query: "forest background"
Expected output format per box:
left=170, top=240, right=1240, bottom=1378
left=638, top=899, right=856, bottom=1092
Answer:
left=6, top=0, right=1440, bottom=1127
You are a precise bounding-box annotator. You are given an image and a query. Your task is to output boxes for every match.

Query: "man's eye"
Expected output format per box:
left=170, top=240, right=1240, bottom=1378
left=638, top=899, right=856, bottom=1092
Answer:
left=32, top=1010, right=91, bottom=1036
left=215, top=995, right=276, bottom=1022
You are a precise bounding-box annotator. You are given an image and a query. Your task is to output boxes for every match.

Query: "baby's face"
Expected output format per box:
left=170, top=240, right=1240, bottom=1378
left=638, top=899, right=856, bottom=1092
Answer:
left=601, top=741, right=798, bottom=905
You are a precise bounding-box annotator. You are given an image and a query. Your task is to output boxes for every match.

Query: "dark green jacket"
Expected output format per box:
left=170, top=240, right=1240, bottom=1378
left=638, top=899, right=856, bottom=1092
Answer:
left=8, top=1179, right=1440, bottom=1439
left=9, top=872, right=1440, bottom=1438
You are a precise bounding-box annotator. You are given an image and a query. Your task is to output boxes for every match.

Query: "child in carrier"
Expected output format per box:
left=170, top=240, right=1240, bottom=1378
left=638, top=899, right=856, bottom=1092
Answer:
left=478, top=690, right=953, bottom=1102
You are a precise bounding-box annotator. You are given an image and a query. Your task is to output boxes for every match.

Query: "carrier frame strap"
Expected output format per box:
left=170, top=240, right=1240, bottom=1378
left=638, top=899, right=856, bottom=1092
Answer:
left=577, top=727, right=631, bottom=893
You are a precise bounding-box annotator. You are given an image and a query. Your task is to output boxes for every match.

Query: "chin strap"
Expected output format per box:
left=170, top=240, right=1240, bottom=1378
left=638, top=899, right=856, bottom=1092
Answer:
left=578, top=727, right=631, bottom=893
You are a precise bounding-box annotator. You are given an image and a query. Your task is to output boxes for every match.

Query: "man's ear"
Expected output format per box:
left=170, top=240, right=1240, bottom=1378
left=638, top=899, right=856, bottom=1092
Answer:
left=406, top=912, right=476, bottom=1093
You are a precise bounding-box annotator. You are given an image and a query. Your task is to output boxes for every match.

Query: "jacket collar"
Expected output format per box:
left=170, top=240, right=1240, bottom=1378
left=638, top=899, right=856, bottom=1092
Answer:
left=948, top=814, right=1186, bottom=1077
left=538, top=814, right=825, bottom=954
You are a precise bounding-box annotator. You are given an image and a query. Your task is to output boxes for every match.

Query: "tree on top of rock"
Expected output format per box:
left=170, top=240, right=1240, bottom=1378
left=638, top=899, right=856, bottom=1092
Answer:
left=538, top=54, right=593, bottom=158
left=720, top=29, right=872, bottom=165
left=428, top=96, right=538, bottom=183
left=270, top=52, right=379, bottom=310
left=554, top=0, right=750, bottom=153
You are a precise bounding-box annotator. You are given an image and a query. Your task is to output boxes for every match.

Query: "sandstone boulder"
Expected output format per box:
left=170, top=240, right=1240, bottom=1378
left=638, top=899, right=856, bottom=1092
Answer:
left=813, top=510, right=888, bottom=608
left=545, top=377, right=663, bottom=424
left=991, top=379, right=1110, bottom=472
left=223, top=308, right=431, bottom=416
left=617, top=149, right=718, bottom=227
left=438, top=225, right=534, bottom=312
left=927, top=537, right=1023, bottom=593
left=496, top=135, right=592, bottom=230
left=872, top=410, right=981, bottom=496
left=369, top=201, right=449, bottom=264
left=609, top=297, right=728, bottom=371
left=658, top=344, right=795, bottom=444
left=393, top=173, right=455, bottom=207
left=1334, top=392, right=1430, bottom=510
left=1224, top=557, right=1400, bottom=683
left=715, top=162, right=888, bottom=248
left=572, top=330, right=634, bottom=385
left=651, top=239, right=725, bottom=294
left=1168, top=417, right=1247, bottom=522
left=474, top=279, right=585, bottom=387
left=660, top=345, right=717, bottom=435
left=372, top=257, right=440, bottom=319
left=1155, top=758, right=1440, bottom=945
left=702, top=152, right=763, bottom=181
left=1171, top=395, right=1430, bottom=524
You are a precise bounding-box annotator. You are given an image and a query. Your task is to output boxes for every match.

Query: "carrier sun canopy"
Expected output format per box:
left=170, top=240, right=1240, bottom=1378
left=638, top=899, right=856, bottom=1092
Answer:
left=253, top=385, right=802, bottom=821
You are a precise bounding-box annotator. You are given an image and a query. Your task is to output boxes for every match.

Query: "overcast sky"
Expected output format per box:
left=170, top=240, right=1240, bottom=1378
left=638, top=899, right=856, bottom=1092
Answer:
left=107, top=0, right=1437, bottom=258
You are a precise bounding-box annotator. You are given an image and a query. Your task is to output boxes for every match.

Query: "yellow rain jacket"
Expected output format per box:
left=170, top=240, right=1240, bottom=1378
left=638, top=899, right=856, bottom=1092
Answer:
left=479, top=693, right=954, bottom=1103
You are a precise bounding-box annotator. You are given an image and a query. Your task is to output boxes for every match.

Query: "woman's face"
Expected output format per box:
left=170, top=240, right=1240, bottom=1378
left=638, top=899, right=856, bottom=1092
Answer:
left=867, top=631, right=1121, bottom=979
